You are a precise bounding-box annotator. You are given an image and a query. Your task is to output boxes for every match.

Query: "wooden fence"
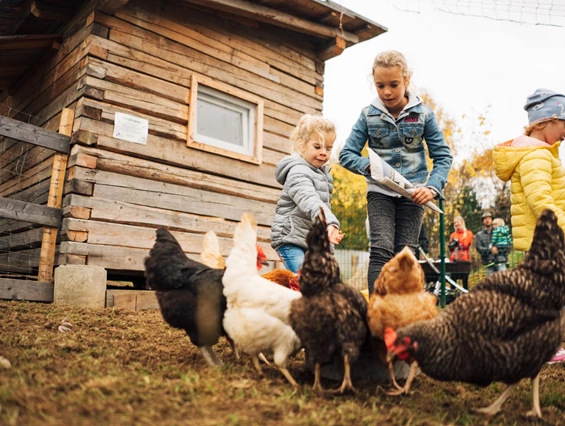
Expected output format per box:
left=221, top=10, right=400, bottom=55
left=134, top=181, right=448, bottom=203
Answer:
left=0, top=108, right=73, bottom=301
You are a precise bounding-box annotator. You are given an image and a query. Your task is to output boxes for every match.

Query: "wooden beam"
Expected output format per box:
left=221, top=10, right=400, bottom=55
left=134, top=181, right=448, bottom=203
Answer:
left=38, top=108, right=74, bottom=282
left=0, top=115, right=70, bottom=153
left=0, top=197, right=62, bottom=227
left=179, top=0, right=359, bottom=43
left=0, top=34, right=62, bottom=50
left=31, top=0, right=74, bottom=21
left=0, top=278, right=54, bottom=302
left=99, top=0, right=131, bottom=14
left=317, top=36, right=346, bottom=61
left=6, top=0, right=34, bottom=35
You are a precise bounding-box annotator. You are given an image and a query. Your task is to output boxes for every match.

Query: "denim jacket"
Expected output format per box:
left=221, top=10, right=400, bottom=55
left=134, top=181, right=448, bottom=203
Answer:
left=339, top=93, right=453, bottom=196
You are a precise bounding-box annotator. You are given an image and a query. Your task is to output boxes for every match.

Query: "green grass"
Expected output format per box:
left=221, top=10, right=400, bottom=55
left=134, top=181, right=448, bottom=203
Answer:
left=0, top=300, right=564, bottom=425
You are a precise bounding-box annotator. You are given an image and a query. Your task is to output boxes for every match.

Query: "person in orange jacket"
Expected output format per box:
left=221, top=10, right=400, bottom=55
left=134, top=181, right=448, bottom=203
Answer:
left=448, top=216, right=473, bottom=262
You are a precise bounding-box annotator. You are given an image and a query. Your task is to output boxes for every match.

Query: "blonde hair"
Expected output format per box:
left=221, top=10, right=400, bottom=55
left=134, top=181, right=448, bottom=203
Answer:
left=372, top=50, right=412, bottom=80
left=524, top=116, right=559, bottom=136
left=493, top=218, right=505, bottom=227
left=290, top=114, right=336, bottom=155
left=454, top=215, right=468, bottom=239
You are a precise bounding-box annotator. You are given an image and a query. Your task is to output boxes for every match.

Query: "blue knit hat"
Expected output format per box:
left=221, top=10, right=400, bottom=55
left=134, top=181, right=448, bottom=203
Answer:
left=524, top=88, right=565, bottom=124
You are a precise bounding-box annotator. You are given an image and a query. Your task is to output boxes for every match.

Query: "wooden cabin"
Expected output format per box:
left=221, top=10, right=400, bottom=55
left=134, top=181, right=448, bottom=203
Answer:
left=0, top=0, right=386, bottom=306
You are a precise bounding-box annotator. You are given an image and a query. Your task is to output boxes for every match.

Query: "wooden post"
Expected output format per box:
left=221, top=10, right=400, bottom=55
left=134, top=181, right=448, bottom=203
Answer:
left=351, top=254, right=358, bottom=278
left=38, top=108, right=75, bottom=282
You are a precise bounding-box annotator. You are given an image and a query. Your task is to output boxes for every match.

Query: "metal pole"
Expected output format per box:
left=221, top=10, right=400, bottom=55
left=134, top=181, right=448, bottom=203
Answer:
left=439, top=197, right=446, bottom=308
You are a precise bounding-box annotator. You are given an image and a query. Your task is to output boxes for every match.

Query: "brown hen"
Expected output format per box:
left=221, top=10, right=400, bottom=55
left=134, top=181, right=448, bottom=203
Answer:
left=289, top=209, right=368, bottom=393
left=367, top=246, right=438, bottom=395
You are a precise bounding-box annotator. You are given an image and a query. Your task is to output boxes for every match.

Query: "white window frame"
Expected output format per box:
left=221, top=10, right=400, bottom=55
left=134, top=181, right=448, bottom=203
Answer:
left=187, top=74, right=263, bottom=165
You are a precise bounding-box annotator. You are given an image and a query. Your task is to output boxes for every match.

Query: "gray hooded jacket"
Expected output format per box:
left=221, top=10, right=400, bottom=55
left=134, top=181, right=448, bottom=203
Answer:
left=270, top=154, right=340, bottom=250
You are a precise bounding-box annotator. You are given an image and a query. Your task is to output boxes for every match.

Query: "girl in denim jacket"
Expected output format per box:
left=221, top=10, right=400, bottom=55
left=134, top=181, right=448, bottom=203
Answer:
left=339, top=50, right=453, bottom=293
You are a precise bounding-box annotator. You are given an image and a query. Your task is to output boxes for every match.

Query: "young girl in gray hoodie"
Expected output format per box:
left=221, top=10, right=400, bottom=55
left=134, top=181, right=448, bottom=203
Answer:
left=270, top=114, right=344, bottom=273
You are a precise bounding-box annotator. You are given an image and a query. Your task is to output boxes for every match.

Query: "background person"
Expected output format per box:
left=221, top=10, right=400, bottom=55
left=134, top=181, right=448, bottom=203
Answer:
left=475, top=211, right=496, bottom=276
left=490, top=218, right=512, bottom=272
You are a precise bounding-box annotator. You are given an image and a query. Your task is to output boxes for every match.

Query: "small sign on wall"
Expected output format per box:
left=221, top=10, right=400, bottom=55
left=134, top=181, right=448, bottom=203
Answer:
left=113, top=112, right=148, bottom=144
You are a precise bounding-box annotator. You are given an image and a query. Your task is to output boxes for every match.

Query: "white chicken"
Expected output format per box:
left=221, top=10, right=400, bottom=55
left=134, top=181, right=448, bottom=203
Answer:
left=222, top=213, right=302, bottom=386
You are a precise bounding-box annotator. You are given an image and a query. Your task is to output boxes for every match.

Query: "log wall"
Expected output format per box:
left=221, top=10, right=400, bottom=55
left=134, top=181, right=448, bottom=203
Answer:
left=1, top=0, right=325, bottom=277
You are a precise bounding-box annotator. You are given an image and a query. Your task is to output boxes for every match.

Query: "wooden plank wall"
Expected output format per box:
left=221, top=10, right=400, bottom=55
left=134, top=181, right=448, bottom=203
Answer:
left=1, top=0, right=325, bottom=276
left=0, top=8, right=105, bottom=276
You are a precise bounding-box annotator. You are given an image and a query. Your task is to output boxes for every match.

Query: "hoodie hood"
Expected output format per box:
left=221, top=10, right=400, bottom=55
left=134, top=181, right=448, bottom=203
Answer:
left=493, top=139, right=561, bottom=182
left=275, top=154, right=330, bottom=185
left=370, top=91, right=422, bottom=116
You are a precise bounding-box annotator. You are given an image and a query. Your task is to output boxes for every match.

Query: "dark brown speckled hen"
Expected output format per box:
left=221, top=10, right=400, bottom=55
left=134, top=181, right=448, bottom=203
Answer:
left=289, top=209, right=368, bottom=393
left=386, top=209, right=565, bottom=418
left=144, top=228, right=228, bottom=367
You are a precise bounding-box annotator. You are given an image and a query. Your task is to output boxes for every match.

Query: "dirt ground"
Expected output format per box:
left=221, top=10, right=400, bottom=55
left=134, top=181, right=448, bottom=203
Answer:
left=1, top=299, right=564, bottom=426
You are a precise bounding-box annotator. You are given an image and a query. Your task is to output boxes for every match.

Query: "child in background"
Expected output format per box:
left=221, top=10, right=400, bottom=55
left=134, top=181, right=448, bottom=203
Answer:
left=270, top=114, right=344, bottom=273
left=493, top=88, right=565, bottom=363
left=339, top=50, right=453, bottom=293
left=489, top=218, right=512, bottom=272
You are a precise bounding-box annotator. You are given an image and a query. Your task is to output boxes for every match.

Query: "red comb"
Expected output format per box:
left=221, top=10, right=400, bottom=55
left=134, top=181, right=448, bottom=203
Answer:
left=384, top=327, right=397, bottom=351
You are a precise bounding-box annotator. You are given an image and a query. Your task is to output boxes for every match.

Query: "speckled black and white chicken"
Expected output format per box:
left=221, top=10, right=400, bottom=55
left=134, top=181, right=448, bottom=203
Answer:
left=289, top=209, right=368, bottom=393
left=386, top=209, right=565, bottom=418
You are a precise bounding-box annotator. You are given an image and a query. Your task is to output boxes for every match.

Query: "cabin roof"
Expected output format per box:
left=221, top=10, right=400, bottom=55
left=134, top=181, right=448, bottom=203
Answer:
left=0, top=0, right=387, bottom=99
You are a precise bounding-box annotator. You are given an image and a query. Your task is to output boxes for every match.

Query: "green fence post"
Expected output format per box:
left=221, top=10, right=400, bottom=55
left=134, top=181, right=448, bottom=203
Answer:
left=439, top=197, right=446, bottom=308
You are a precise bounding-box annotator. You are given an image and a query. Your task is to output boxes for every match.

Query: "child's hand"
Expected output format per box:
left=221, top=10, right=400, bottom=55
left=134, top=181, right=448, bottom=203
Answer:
left=491, top=246, right=499, bottom=255
left=411, top=187, right=434, bottom=205
left=327, top=225, right=344, bottom=245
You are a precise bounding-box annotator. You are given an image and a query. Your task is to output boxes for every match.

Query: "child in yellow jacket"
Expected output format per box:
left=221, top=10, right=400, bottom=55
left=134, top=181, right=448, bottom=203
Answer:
left=493, top=89, right=565, bottom=251
left=493, top=88, right=565, bottom=364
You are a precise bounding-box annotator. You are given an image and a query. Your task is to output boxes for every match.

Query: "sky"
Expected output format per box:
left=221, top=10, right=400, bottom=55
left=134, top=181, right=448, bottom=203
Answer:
left=322, top=0, right=565, bottom=159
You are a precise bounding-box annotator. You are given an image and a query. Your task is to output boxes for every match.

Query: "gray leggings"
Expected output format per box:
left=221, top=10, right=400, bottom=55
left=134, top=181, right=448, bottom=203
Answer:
left=367, top=191, right=424, bottom=293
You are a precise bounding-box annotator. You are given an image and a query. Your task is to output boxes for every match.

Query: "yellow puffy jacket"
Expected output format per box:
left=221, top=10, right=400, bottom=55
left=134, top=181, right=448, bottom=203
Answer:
left=493, top=139, right=565, bottom=251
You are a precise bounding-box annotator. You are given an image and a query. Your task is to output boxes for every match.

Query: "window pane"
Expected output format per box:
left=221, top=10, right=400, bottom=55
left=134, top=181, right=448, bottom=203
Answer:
left=197, top=95, right=244, bottom=147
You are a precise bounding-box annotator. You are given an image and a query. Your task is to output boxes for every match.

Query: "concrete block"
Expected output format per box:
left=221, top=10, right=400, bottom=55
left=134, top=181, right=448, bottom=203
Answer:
left=53, top=265, right=107, bottom=308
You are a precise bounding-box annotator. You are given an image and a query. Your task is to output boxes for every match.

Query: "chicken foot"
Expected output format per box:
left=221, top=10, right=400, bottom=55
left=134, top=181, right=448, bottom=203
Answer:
left=312, top=362, right=324, bottom=392
left=199, top=346, right=223, bottom=367
left=387, top=362, right=418, bottom=396
left=330, top=355, right=357, bottom=394
left=474, top=382, right=518, bottom=416
left=524, top=375, right=542, bottom=419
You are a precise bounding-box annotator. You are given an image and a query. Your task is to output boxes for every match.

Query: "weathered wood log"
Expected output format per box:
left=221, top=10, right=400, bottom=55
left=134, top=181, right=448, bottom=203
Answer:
left=0, top=197, right=62, bottom=228
left=0, top=116, right=70, bottom=153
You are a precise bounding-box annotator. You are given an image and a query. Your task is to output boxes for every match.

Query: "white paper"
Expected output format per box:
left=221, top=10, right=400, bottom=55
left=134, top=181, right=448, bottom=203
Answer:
left=368, top=149, right=443, bottom=214
left=113, top=112, right=148, bottom=144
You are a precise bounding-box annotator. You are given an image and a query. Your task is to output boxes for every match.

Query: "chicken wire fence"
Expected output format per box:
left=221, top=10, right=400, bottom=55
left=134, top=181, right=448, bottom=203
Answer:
left=334, top=205, right=526, bottom=295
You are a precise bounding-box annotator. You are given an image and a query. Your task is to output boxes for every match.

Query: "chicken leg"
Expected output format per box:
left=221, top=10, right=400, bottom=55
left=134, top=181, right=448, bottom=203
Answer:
left=387, top=362, right=418, bottom=396
left=474, top=383, right=518, bottom=416
left=312, top=362, right=324, bottom=392
left=199, top=346, right=223, bottom=367
left=331, top=355, right=357, bottom=394
left=386, top=361, right=404, bottom=391
left=279, top=366, right=299, bottom=387
left=524, top=375, right=542, bottom=418
left=226, top=336, right=240, bottom=359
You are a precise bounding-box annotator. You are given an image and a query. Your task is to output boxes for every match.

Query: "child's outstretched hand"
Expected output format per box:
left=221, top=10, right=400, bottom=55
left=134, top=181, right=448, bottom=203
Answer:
left=411, top=187, right=435, bottom=205
left=327, top=225, right=344, bottom=245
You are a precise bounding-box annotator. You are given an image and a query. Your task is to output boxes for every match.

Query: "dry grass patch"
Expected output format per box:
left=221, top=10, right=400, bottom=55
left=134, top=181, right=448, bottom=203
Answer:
left=0, top=300, right=564, bottom=425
